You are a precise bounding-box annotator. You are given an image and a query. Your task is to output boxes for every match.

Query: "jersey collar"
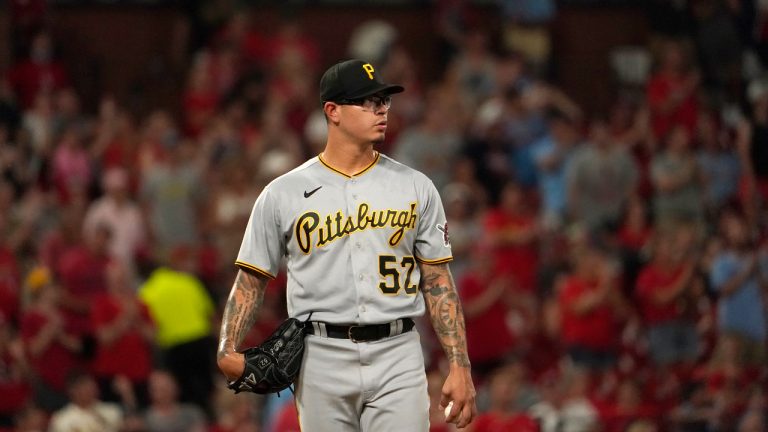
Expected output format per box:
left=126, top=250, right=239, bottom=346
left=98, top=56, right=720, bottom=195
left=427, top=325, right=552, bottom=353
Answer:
left=318, top=151, right=380, bottom=178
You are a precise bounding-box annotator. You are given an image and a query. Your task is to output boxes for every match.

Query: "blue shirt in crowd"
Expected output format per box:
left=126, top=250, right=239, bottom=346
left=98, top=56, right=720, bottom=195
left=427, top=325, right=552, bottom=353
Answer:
left=710, top=251, right=768, bottom=343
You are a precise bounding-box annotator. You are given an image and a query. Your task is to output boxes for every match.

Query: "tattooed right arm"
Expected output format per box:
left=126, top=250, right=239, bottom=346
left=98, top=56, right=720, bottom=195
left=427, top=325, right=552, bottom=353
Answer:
left=217, top=268, right=268, bottom=379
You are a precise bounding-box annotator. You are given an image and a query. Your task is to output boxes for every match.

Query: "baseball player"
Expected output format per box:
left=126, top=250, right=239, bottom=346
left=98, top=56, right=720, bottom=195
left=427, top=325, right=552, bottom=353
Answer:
left=217, top=59, right=477, bottom=431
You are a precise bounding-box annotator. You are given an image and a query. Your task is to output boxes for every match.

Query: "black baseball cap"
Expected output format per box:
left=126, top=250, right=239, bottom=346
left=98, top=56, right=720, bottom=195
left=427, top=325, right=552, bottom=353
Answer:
left=319, top=59, right=404, bottom=104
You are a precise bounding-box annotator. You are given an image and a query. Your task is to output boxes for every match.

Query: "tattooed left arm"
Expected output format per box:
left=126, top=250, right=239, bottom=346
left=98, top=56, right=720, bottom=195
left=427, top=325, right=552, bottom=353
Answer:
left=420, top=262, right=476, bottom=428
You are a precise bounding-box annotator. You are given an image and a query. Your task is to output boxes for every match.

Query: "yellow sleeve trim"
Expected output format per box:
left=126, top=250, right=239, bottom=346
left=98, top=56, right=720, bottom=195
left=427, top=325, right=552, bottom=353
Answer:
left=414, top=256, right=453, bottom=265
left=235, top=261, right=276, bottom=279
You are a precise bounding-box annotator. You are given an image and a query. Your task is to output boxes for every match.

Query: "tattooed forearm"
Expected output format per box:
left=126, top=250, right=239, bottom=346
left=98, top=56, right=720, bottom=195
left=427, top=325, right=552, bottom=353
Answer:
left=420, top=263, right=471, bottom=367
left=218, top=269, right=267, bottom=360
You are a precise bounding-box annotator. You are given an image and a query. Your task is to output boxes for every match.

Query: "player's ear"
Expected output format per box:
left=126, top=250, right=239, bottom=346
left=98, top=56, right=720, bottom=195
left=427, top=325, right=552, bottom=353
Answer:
left=323, top=102, right=341, bottom=125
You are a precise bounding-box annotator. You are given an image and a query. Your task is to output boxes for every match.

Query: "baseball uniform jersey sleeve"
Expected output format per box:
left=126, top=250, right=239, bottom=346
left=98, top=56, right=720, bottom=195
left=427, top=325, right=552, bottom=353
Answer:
left=236, top=184, right=284, bottom=279
left=413, top=172, right=453, bottom=264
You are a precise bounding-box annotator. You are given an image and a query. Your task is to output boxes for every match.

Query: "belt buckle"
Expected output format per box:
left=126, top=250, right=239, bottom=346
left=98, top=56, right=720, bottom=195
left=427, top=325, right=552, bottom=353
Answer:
left=348, top=325, right=362, bottom=343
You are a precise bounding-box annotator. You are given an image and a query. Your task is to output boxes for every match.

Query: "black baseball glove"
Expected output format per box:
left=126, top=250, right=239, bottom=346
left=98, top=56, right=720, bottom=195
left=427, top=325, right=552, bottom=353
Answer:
left=227, top=317, right=308, bottom=395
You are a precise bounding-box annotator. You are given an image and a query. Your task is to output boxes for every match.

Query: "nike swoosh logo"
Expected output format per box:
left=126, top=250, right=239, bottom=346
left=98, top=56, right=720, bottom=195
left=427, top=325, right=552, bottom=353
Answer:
left=303, top=186, right=322, bottom=198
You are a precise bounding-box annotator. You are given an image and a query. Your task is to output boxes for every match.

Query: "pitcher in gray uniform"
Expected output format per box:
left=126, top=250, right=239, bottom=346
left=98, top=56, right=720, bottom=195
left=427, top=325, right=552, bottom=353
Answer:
left=217, top=59, right=477, bottom=431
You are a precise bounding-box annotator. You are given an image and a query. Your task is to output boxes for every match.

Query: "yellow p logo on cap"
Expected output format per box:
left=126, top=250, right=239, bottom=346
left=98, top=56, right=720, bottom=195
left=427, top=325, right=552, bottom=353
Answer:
left=362, top=63, right=375, bottom=80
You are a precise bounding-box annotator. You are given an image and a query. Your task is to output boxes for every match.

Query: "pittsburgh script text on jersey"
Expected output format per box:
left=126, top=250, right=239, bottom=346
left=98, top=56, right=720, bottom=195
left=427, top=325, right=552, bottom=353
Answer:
left=295, top=202, right=418, bottom=253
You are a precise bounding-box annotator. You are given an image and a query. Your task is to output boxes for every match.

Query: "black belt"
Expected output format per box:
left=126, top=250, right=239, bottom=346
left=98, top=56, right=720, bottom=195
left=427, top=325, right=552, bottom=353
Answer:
left=307, top=318, right=415, bottom=343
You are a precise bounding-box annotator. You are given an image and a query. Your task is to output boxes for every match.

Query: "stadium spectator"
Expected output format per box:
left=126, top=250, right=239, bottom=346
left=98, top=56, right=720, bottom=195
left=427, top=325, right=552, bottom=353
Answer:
left=246, top=100, right=305, bottom=181
left=646, top=39, right=700, bottom=140
left=50, top=125, right=93, bottom=205
left=209, top=390, right=261, bottom=432
left=458, top=246, right=517, bottom=379
left=47, top=371, right=123, bottom=432
left=92, top=96, right=139, bottom=174
left=736, top=387, right=767, bottom=432
left=668, top=379, right=716, bottom=431
left=565, top=117, right=639, bottom=231
left=709, top=210, right=768, bottom=365
left=182, top=54, right=221, bottom=139
left=695, top=111, right=741, bottom=217
left=528, top=367, right=600, bottom=432
left=20, top=92, right=56, bottom=160
left=0, top=195, right=21, bottom=325
left=616, top=197, right=653, bottom=290
left=393, top=90, right=464, bottom=192
left=7, top=31, right=70, bottom=110
left=83, top=168, right=146, bottom=281
left=556, top=232, right=627, bottom=373
left=0, top=311, right=30, bottom=428
left=446, top=28, right=497, bottom=108
left=91, top=261, right=154, bottom=409
left=650, top=123, right=705, bottom=226
left=635, top=226, right=700, bottom=368
left=19, top=266, right=81, bottom=411
left=140, top=136, right=206, bottom=255
left=598, top=378, right=660, bottom=432
left=482, top=181, right=539, bottom=294
left=689, top=0, right=742, bottom=98
left=209, top=161, right=261, bottom=279
left=531, top=110, right=581, bottom=230
left=139, top=246, right=216, bottom=416
left=11, top=405, right=47, bottom=432
left=142, top=370, right=207, bottom=432
left=55, top=224, right=111, bottom=340
left=440, top=181, right=483, bottom=280
left=37, top=202, right=85, bottom=277
left=212, top=11, right=266, bottom=69
left=467, top=363, right=538, bottom=432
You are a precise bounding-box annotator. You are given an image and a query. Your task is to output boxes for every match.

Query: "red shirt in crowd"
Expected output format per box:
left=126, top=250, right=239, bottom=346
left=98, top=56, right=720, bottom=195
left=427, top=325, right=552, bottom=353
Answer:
left=558, top=276, right=620, bottom=351
left=0, top=364, right=30, bottom=418
left=90, top=294, right=153, bottom=383
left=0, top=325, right=31, bottom=417
left=0, top=247, right=20, bottom=324
left=19, top=310, right=79, bottom=392
left=647, top=71, right=698, bottom=140
left=483, top=210, right=538, bottom=293
left=470, top=412, right=539, bottom=432
left=7, top=59, right=69, bottom=109
left=597, top=401, right=660, bottom=432
left=459, top=273, right=515, bottom=364
left=56, top=245, right=109, bottom=336
left=182, top=88, right=219, bottom=138
left=211, top=24, right=267, bottom=67
left=617, top=224, right=651, bottom=253
left=635, top=264, right=686, bottom=324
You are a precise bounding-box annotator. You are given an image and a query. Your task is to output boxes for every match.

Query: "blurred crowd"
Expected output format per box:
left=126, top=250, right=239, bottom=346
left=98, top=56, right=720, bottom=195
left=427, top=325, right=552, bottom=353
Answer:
left=0, top=0, right=767, bottom=431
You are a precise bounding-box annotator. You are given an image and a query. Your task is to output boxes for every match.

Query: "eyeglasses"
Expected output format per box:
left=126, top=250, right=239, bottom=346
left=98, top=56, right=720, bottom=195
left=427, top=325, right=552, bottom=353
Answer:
left=337, top=94, right=392, bottom=111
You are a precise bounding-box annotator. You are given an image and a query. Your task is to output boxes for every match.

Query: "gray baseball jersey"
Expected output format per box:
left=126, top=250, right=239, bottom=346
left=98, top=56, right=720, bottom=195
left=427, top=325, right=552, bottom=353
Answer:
left=236, top=152, right=452, bottom=325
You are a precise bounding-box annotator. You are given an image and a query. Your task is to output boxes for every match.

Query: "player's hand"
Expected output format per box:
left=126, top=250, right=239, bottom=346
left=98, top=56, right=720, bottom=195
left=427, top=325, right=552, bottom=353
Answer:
left=441, top=365, right=477, bottom=429
left=217, top=350, right=245, bottom=381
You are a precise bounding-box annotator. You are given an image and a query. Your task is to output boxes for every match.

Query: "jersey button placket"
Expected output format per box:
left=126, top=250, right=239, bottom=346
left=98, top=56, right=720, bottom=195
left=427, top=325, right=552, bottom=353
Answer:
left=347, top=176, right=367, bottom=317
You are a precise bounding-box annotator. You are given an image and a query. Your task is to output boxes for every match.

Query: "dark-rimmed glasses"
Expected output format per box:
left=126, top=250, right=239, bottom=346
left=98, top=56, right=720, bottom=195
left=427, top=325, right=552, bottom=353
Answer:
left=336, top=94, right=392, bottom=111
